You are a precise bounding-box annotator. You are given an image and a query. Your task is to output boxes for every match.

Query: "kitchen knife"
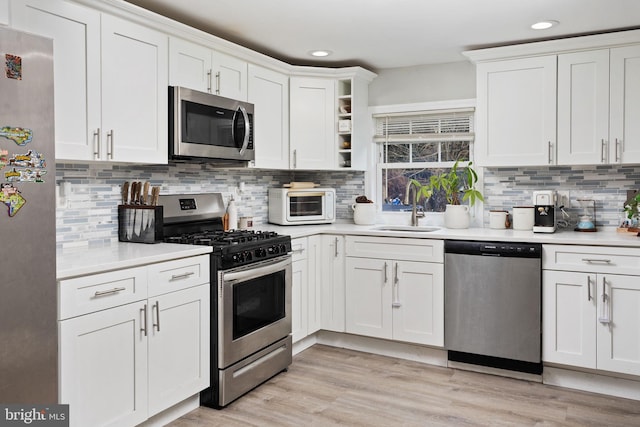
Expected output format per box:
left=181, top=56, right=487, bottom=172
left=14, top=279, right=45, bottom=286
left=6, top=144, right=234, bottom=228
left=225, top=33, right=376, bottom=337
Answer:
left=122, top=181, right=129, bottom=205
left=142, top=182, right=150, bottom=205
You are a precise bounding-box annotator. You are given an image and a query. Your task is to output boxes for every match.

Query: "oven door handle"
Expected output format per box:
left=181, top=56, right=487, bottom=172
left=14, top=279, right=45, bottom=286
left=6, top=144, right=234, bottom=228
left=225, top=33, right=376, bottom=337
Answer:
left=222, top=256, right=291, bottom=284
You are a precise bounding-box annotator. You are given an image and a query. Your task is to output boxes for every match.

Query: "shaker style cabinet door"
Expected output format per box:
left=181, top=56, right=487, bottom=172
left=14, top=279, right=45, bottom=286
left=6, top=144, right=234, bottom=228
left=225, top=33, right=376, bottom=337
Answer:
left=289, top=77, right=336, bottom=169
left=11, top=0, right=101, bottom=161
left=59, top=301, right=148, bottom=427
left=542, top=270, right=597, bottom=368
left=212, top=51, right=248, bottom=101
left=475, top=55, right=557, bottom=166
left=101, top=14, right=168, bottom=163
left=557, top=50, right=610, bottom=165
left=596, top=274, right=640, bottom=376
left=169, top=37, right=214, bottom=93
left=248, top=64, right=290, bottom=169
left=610, top=45, right=640, bottom=164
left=321, top=235, right=346, bottom=332
left=147, top=285, right=210, bottom=416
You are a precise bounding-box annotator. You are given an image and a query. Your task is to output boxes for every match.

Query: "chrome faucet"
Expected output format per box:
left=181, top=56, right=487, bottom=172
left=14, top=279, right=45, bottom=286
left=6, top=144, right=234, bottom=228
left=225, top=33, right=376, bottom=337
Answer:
left=405, top=181, right=425, bottom=226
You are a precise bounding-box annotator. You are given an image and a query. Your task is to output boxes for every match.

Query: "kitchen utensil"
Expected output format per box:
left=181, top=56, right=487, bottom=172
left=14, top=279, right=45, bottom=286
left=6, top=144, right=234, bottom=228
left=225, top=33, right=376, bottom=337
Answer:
left=575, top=199, right=597, bottom=232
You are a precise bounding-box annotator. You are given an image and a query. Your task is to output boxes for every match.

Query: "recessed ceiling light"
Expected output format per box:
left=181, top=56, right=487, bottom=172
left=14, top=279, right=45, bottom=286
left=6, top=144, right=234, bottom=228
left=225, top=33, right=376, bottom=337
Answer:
left=531, top=20, right=559, bottom=30
left=309, top=50, right=332, bottom=57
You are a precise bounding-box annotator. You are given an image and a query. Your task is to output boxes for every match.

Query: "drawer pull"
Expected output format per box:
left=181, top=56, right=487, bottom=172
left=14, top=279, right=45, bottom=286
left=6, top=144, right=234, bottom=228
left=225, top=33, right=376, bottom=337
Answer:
left=94, top=286, right=126, bottom=297
left=292, top=248, right=305, bottom=254
left=581, top=258, right=611, bottom=264
left=170, top=271, right=195, bottom=281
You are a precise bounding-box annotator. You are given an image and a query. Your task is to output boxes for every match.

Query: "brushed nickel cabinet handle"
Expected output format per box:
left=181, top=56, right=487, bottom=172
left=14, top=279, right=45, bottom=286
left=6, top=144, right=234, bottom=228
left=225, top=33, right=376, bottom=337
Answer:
left=334, top=237, right=339, bottom=257
left=601, top=139, right=607, bottom=163
left=392, top=262, right=401, bottom=308
left=107, top=129, right=114, bottom=159
left=587, top=276, right=592, bottom=301
left=581, top=258, right=611, bottom=264
left=94, top=286, right=126, bottom=297
left=140, top=304, right=148, bottom=336
left=170, top=271, right=195, bottom=281
left=153, top=301, right=161, bottom=332
left=215, top=71, right=221, bottom=94
left=207, top=69, right=212, bottom=93
left=384, top=262, right=388, bottom=284
left=616, top=138, right=621, bottom=163
left=93, top=128, right=101, bottom=159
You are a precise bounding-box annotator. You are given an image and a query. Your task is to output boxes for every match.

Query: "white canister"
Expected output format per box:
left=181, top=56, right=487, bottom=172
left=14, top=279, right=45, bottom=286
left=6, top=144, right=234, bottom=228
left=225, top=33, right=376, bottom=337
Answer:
left=512, top=206, right=535, bottom=230
left=489, top=210, right=509, bottom=229
left=239, top=216, right=253, bottom=230
left=352, top=203, right=377, bottom=225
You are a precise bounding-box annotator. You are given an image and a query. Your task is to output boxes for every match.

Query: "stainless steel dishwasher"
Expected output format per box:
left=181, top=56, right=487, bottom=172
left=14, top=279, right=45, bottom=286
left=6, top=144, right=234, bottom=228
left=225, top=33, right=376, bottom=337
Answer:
left=445, top=240, right=542, bottom=375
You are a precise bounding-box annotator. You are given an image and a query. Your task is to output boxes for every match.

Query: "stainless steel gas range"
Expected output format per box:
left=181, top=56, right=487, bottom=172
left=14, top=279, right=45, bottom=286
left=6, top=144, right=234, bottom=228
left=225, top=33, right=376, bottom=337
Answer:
left=159, top=193, right=292, bottom=408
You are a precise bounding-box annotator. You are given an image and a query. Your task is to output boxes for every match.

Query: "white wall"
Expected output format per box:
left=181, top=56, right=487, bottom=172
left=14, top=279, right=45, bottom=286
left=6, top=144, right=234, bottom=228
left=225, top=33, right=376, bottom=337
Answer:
left=368, top=61, right=475, bottom=106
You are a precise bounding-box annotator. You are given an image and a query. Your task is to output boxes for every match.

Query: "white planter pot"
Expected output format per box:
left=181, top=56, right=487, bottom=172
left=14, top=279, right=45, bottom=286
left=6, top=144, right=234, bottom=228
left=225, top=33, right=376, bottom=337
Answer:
left=352, top=203, right=377, bottom=225
left=444, top=204, right=470, bottom=229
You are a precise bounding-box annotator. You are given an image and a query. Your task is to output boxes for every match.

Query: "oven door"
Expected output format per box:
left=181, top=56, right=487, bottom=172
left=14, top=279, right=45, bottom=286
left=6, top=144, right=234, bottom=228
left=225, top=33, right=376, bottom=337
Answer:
left=218, top=255, right=291, bottom=368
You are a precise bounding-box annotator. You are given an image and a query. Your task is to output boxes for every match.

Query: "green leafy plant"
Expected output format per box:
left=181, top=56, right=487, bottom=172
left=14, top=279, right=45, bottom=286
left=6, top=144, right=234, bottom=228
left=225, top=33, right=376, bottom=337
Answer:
left=623, top=193, right=640, bottom=220
left=430, top=160, right=484, bottom=206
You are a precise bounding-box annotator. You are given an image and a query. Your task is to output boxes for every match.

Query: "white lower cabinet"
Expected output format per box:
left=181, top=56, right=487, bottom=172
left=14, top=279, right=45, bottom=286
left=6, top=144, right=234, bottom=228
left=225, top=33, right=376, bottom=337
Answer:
left=291, top=236, right=323, bottom=343
left=345, top=236, right=444, bottom=346
left=58, top=255, right=210, bottom=427
left=543, top=245, right=640, bottom=376
left=321, top=235, right=346, bottom=332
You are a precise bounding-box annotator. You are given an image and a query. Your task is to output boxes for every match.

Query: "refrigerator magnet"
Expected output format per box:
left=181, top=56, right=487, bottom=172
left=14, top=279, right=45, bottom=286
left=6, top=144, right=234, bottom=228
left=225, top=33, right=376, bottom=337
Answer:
left=4, top=167, right=47, bottom=183
left=9, top=149, right=46, bottom=169
left=0, top=183, right=26, bottom=217
left=0, top=149, right=8, bottom=170
left=5, top=53, right=22, bottom=80
left=0, top=126, right=33, bottom=146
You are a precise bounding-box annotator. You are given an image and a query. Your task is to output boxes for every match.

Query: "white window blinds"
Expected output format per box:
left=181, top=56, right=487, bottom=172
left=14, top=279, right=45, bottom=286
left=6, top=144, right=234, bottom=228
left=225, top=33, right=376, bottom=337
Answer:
left=374, top=108, right=474, bottom=143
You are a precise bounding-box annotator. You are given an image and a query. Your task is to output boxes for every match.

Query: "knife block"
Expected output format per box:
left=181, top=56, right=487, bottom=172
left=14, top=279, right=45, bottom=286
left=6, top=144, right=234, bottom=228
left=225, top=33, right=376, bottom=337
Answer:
left=118, top=205, right=163, bottom=243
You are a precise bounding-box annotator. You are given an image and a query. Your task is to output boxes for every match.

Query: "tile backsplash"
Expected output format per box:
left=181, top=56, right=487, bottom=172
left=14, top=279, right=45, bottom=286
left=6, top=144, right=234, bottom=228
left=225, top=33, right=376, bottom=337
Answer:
left=56, top=162, right=640, bottom=248
left=56, top=162, right=365, bottom=248
left=483, top=164, right=640, bottom=228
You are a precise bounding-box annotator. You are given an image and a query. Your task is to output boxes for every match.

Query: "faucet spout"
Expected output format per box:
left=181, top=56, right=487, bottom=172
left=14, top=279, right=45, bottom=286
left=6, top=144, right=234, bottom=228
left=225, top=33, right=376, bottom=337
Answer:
left=405, top=181, right=425, bottom=227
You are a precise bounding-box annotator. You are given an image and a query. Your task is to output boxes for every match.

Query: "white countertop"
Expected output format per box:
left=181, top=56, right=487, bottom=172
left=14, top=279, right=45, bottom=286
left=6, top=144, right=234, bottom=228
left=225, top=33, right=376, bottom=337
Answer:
left=57, top=243, right=213, bottom=280
left=57, top=223, right=640, bottom=279
left=259, top=222, right=640, bottom=247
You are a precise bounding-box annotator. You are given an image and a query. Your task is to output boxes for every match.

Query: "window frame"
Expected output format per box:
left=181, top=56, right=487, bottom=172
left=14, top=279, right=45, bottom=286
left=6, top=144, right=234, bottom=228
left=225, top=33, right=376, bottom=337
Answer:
left=367, top=99, right=481, bottom=225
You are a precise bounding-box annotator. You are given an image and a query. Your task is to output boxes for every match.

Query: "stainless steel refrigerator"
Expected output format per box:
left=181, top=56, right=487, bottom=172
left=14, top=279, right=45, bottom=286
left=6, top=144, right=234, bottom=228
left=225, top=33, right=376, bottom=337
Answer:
left=0, top=26, right=57, bottom=404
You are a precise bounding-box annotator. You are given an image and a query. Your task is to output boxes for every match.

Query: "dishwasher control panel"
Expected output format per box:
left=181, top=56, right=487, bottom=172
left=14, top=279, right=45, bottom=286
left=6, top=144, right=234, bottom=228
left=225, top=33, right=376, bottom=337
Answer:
left=445, top=240, right=542, bottom=258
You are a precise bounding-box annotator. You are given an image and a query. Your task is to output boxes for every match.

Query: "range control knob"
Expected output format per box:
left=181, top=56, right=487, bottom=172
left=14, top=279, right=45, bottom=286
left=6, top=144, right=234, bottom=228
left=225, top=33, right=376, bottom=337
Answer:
left=256, top=248, right=267, bottom=258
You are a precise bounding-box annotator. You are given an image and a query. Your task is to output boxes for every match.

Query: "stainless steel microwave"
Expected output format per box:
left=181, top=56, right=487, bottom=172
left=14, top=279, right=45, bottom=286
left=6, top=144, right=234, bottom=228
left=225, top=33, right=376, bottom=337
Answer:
left=169, top=86, right=254, bottom=162
left=268, top=188, right=336, bottom=225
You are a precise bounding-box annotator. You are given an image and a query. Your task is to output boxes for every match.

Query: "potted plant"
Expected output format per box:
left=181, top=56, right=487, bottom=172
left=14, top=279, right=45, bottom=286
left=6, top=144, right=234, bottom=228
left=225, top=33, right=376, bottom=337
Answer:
left=623, top=192, right=640, bottom=229
left=418, top=160, right=483, bottom=229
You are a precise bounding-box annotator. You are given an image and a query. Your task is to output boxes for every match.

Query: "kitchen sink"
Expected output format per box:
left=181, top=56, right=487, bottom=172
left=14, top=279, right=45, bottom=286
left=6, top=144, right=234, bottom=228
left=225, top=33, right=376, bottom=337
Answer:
left=372, top=225, right=441, bottom=233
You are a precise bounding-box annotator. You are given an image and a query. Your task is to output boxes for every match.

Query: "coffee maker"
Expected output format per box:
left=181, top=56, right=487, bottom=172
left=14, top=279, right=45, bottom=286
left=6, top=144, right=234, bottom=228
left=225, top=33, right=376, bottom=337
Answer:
left=533, top=190, right=556, bottom=233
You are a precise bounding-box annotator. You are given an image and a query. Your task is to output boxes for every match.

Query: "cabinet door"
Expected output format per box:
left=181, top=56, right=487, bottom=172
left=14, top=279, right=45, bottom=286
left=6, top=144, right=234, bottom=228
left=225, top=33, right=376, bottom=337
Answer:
left=392, top=261, right=444, bottom=346
left=212, top=51, right=247, bottom=100
left=542, top=270, right=597, bottom=368
left=59, top=301, right=148, bottom=427
left=476, top=56, right=557, bottom=166
left=307, top=235, right=323, bottom=335
left=11, top=0, right=101, bottom=161
left=290, top=77, right=336, bottom=169
left=321, top=235, right=346, bottom=332
left=291, top=257, right=308, bottom=342
left=248, top=64, right=290, bottom=169
left=597, top=274, right=640, bottom=376
left=610, top=45, right=640, bottom=163
left=557, top=50, right=610, bottom=165
left=345, top=257, right=392, bottom=339
left=0, top=0, right=8, bottom=25
left=147, top=285, right=210, bottom=416
left=169, top=37, right=213, bottom=92
left=101, top=14, right=168, bottom=163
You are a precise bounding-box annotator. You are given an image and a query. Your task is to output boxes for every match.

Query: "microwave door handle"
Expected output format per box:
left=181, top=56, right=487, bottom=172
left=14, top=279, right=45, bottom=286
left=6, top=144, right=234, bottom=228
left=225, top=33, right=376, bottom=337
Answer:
left=234, top=105, right=251, bottom=156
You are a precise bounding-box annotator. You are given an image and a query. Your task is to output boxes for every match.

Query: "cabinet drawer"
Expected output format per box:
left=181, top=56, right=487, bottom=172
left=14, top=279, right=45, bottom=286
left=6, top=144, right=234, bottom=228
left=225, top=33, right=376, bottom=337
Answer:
left=346, top=236, right=444, bottom=263
left=59, top=267, right=148, bottom=320
left=291, top=237, right=308, bottom=262
left=543, top=245, right=640, bottom=275
left=148, top=255, right=210, bottom=297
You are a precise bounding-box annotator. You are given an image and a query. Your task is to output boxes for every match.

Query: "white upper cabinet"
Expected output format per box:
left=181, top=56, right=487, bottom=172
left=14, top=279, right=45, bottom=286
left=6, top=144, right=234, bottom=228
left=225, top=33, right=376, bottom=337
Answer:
left=610, top=45, right=640, bottom=164
left=11, top=0, right=101, bottom=161
left=557, top=50, right=610, bottom=165
left=289, top=77, right=336, bottom=169
left=12, top=0, right=168, bottom=163
left=101, top=14, right=168, bottom=163
left=475, top=56, right=557, bottom=167
left=169, top=37, right=248, bottom=100
left=248, top=64, right=290, bottom=169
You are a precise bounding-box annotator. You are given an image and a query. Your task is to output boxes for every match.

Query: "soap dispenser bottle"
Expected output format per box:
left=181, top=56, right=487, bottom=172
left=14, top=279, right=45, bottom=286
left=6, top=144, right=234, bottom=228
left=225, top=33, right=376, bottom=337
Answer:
left=227, top=195, right=238, bottom=230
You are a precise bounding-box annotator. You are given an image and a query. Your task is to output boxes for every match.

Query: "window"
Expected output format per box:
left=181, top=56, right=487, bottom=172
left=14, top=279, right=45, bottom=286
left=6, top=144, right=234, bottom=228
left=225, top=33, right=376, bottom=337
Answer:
left=374, top=108, right=474, bottom=213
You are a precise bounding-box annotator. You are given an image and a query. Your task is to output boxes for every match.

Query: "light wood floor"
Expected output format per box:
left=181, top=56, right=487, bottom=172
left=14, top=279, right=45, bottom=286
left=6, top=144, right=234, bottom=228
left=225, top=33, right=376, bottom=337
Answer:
left=169, top=345, right=640, bottom=426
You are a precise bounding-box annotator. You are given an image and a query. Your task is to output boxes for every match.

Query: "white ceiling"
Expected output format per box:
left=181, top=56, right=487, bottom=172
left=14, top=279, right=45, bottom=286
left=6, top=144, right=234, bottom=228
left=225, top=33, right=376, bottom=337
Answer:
left=124, top=0, right=640, bottom=71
